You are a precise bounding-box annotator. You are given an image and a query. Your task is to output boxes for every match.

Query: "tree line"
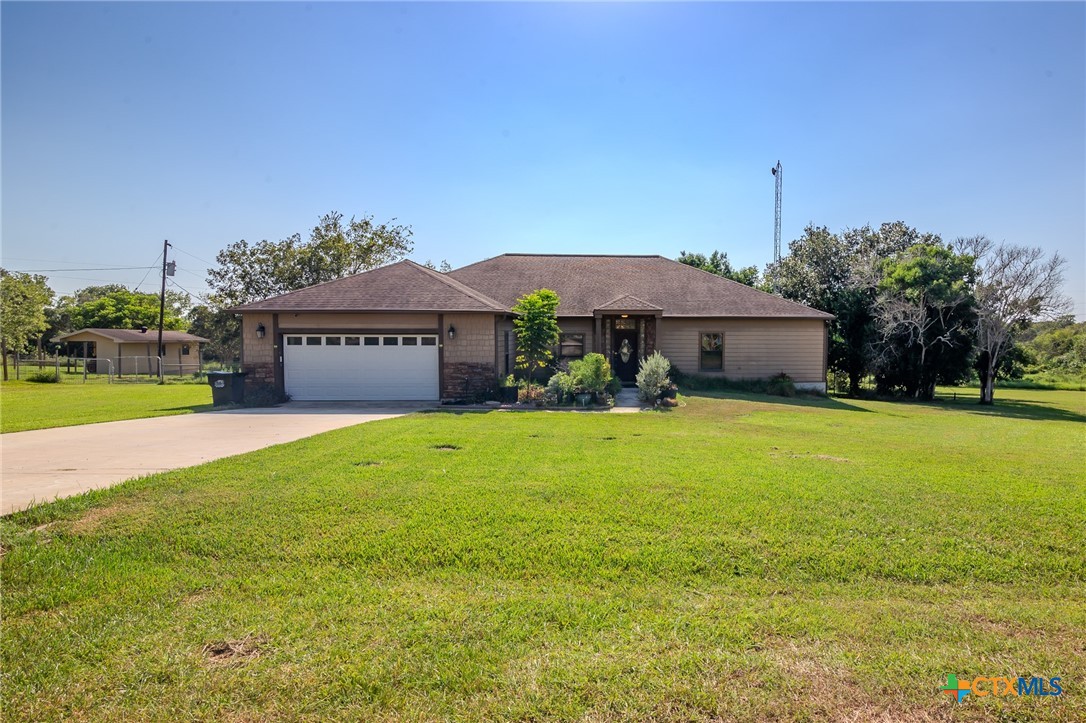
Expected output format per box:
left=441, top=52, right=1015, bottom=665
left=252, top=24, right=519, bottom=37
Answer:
left=0, top=212, right=416, bottom=377
left=2, top=213, right=1074, bottom=404
left=680, top=221, right=1070, bottom=404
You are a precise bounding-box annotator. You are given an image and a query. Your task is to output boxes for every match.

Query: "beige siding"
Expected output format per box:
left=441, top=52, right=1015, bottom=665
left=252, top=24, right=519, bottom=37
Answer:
left=443, top=313, right=496, bottom=365
left=96, top=341, right=120, bottom=372
left=164, top=341, right=199, bottom=374
left=117, top=341, right=154, bottom=375
left=495, top=317, right=596, bottom=375
left=657, top=317, right=826, bottom=383
left=111, top=341, right=197, bottom=375
left=277, top=312, right=439, bottom=331
left=61, top=332, right=199, bottom=375
left=557, top=318, right=595, bottom=357
left=242, top=313, right=275, bottom=368
left=59, top=331, right=117, bottom=345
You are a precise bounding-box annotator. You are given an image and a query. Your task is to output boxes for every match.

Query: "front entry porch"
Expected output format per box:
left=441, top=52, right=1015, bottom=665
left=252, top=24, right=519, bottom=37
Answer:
left=594, top=305, right=660, bottom=385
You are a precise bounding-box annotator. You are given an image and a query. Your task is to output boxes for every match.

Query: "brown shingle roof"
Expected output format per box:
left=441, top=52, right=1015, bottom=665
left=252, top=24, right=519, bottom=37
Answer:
left=53, top=329, right=209, bottom=343
left=595, top=294, right=663, bottom=312
left=231, top=260, right=506, bottom=313
left=448, top=254, right=833, bottom=319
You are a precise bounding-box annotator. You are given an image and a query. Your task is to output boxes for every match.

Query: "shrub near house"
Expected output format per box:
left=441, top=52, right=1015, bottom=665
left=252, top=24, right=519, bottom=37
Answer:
left=636, top=351, right=672, bottom=402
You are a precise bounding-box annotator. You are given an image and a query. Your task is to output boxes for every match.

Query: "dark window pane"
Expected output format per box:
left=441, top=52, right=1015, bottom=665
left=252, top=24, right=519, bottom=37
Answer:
left=363, top=337, right=379, bottom=346
left=420, top=337, right=437, bottom=346
left=181, top=345, right=190, bottom=355
left=345, top=337, right=361, bottom=346
left=306, top=336, right=322, bottom=346
left=559, top=333, right=584, bottom=358
left=700, top=333, right=723, bottom=371
left=326, top=336, right=341, bottom=346
left=402, top=337, right=418, bottom=346
left=383, top=337, right=399, bottom=346
left=287, top=336, right=302, bottom=346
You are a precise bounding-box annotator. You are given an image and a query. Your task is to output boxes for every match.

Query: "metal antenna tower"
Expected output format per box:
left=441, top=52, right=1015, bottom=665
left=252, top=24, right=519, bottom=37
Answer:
left=771, top=161, right=782, bottom=265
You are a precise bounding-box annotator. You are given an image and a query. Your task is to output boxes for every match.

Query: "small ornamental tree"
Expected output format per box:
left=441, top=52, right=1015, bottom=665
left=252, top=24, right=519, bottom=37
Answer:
left=512, top=289, right=560, bottom=385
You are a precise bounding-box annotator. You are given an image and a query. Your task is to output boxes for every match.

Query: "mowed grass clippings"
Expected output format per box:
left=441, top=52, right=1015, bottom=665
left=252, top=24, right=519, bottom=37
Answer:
left=2, top=389, right=1084, bottom=721
left=0, top=380, right=213, bottom=433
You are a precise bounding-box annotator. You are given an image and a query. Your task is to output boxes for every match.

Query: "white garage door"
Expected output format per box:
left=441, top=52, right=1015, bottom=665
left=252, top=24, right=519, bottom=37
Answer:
left=283, top=334, right=439, bottom=401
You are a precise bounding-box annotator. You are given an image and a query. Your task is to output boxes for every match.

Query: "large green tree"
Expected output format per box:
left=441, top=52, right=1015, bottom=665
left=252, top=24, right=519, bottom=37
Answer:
left=512, top=289, right=561, bottom=385
left=677, top=250, right=760, bottom=287
left=871, top=243, right=977, bottom=399
left=765, top=222, right=945, bottom=396
left=187, top=304, right=241, bottom=366
left=208, top=211, right=413, bottom=308
left=1021, top=316, right=1085, bottom=375
left=51, top=286, right=189, bottom=334
left=0, top=269, right=55, bottom=380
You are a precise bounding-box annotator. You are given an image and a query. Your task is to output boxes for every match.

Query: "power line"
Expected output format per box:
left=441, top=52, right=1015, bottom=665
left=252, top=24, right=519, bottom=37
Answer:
left=134, top=251, right=164, bottom=292
left=9, top=266, right=153, bottom=272
left=32, top=274, right=141, bottom=284
left=3, top=256, right=140, bottom=266
left=172, top=245, right=217, bottom=267
left=166, top=277, right=208, bottom=302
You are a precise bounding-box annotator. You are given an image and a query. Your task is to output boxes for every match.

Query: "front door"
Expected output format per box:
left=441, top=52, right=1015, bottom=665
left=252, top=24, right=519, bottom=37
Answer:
left=612, top=329, right=638, bottom=384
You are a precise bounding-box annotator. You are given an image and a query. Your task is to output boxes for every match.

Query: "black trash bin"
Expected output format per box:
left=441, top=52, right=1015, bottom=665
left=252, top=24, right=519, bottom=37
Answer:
left=207, top=371, right=248, bottom=406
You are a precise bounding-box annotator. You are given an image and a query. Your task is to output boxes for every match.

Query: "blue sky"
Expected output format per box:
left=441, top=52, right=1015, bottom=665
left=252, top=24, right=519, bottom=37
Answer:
left=3, top=2, right=1084, bottom=315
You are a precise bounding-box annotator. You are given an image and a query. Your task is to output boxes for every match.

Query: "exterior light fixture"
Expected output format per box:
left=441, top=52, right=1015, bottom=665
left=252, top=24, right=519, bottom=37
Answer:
left=447, top=324, right=456, bottom=339
left=256, top=323, right=266, bottom=339
left=620, top=314, right=629, bottom=318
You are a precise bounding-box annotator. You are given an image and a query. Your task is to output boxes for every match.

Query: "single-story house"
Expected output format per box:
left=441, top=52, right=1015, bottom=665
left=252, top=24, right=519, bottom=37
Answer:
left=232, top=254, right=833, bottom=402
left=53, top=328, right=208, bottom=376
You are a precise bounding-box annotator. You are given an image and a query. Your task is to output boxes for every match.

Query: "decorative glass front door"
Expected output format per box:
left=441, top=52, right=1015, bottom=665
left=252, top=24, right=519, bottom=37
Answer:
left=612, top=328, right=638, bottom=383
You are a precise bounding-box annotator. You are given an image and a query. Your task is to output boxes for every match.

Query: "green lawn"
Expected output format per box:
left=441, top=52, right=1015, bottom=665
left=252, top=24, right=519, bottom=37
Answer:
left=2, top=389, right=1083, bottom=721
left=0, top=379, right=213, bottom=433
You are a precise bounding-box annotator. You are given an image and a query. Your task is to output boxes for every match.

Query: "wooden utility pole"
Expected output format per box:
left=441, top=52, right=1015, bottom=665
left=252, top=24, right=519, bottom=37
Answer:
left=157, top=239, right=170, bottom=383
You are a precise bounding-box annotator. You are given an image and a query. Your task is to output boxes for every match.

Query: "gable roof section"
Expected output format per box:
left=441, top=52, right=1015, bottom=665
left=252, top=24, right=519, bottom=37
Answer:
left=231, top=260, right=507, bottom=313
left=448, top=254, right=833, bottom=319
left=53, top=329, right=210, bottom=343
left=594, top=294, right=663, bottom=313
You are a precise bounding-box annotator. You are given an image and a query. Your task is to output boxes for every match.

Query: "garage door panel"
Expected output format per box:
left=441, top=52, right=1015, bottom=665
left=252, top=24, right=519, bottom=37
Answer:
left=284, top=335, right=438, bottom=401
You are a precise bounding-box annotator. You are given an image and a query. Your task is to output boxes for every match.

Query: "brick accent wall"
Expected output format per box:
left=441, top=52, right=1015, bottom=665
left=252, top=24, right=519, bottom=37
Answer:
left=441, top=313, right=498, bottom=399
left=245, top=361, right=276, bottom=389
left=442, top=361, right=497, bottom=400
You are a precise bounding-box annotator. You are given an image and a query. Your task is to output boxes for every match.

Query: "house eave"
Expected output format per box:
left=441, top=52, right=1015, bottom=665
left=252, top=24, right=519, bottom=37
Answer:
left=230, top=307, right=508, bottom=315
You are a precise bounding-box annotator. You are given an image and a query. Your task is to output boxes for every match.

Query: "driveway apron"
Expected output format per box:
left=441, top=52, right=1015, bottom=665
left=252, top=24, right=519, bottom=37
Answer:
left=0, top=402, right=425, bottom=515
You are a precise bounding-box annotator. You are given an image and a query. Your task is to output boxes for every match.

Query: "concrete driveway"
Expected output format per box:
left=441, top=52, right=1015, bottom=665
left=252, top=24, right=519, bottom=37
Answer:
left=1, top=402, right=428, bottom=515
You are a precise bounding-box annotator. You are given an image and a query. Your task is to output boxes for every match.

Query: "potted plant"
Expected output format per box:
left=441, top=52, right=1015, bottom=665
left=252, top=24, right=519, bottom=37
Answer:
left=568, top=353, right=613, bottom=406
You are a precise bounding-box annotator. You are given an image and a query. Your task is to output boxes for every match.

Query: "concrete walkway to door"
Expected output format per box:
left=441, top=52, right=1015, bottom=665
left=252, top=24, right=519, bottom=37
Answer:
left=1, top=402, right=428, bottom=515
